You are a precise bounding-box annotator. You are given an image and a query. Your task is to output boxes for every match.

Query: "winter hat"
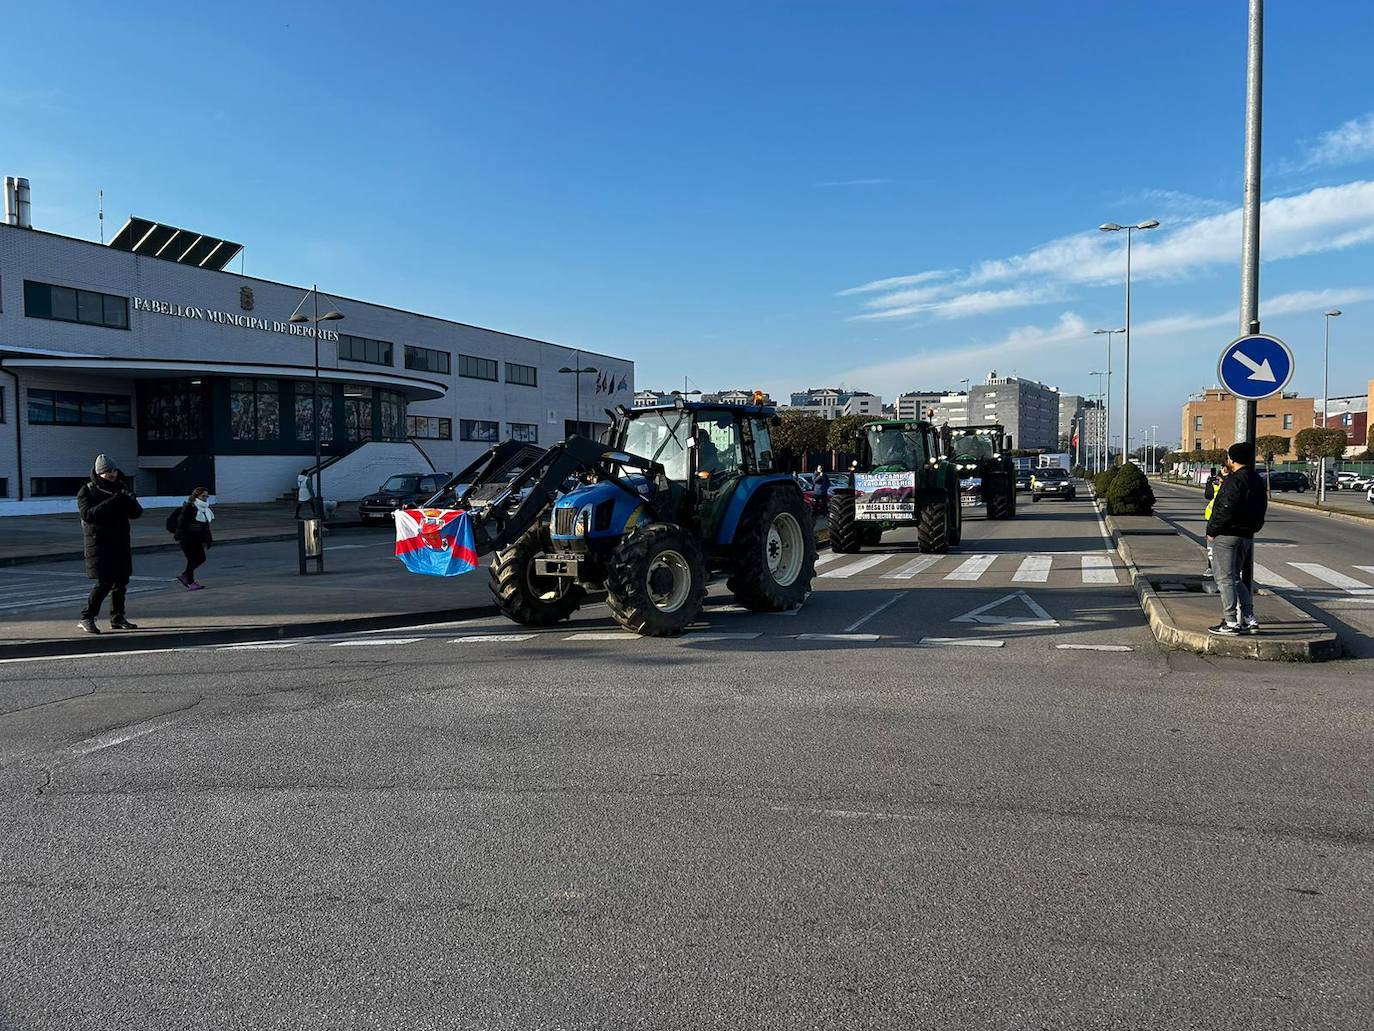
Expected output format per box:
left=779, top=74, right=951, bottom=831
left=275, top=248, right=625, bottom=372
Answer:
left=94, top=454, right=117, bottom=474
left=1227, top=441, right=1256, bottom=466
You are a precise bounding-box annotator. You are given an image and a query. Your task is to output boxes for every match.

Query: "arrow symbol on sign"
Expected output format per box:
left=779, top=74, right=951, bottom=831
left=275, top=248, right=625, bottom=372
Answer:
left=1231, top=349, right=1276, bottom=382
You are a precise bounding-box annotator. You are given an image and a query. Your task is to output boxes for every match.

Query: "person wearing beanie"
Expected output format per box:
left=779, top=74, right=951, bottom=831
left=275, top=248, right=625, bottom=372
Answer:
left=1205, top=440, right=1268, bottom=636
left=76, top=454, right=144, bottom=633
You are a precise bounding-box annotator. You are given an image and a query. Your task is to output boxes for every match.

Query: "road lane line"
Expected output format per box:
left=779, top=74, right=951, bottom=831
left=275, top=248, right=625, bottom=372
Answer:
left=1288, top=563, right=1374, bottom=595
left=683, top=632, right=762, bottom=642
left=218, top=642, right=300, bottom=650
left=795, top=633, right=881, bottom=642
left=882, top=555, right=942, bottom=579
left=1080, top=555, right=1118, bottom=584
left=945, top=555, right=995, bottom=581
left=449, top=634, right=538, bottom=643
left=843, top=591, right=908, bottom=633
left=330, top=637, right=422, bottom=647
left=1055, top=643, right=1133, bottom=652
left=564, top=631, right=641, bottom=640
left=71, top=715, right=186, bottom=757
left=814, top=553, right=844, bottom=568
left=1253, top=564, right=1300, bottom=590
left=1012, top=555, right=1052, bottom=583
left=820, top=554, right=892, bottom=579
left=1356, top=566, right=1374, bottom=577
left=919, top=637, right=1004, bottom=648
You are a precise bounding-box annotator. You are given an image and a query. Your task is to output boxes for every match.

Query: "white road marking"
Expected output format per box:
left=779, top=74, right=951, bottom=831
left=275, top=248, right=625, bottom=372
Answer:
left=919, top=637, right=1005, bottom=648
left=1091, top=498, right=1116, bottom=549
left=1288, top=563, right=1374, bottom=595
left=820, top=554, right=892, bottom=579
left=0, top=584, right=165, bottom=613
left=450, top=633, right=538, bottom=643
left=1080, top=554, right=1119, bottom=584
left=881, top=555, right=942, bottom=580
left=951, top=590, right=1058, bottom=627
left=1356, top=566, right=1374, bottom=577
left=1055, top=643, right=1133, bottom=652
left=945, top=554, right=996, bottom=581
left=564, top=631, right=641, bottom=640
left=795, top=633, right=881, bottom=642
left=1253, top=564, right=1300, bottom=590
left=330, top=637, right=422, bottom=647
left=218, top=642, right=300, bottom=650
left=1012, top=555, right=1052, bottom=583
left=844, top=592, right=907, bottom=633
left=0, top=569, right=163, bottom=581
left=813, top=553, right=845, bottom=568
left=682, top=632, right=762, bottom=642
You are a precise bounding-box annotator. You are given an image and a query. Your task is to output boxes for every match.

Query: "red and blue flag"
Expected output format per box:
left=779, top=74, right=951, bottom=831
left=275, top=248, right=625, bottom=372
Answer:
left=394, top=508, right=480, bottom=577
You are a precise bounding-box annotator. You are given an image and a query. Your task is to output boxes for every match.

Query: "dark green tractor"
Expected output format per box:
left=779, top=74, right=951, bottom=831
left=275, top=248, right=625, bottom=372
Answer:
left=945, top=424, right=1018, bottom=521
left=827, top=419, right=962, bottom=554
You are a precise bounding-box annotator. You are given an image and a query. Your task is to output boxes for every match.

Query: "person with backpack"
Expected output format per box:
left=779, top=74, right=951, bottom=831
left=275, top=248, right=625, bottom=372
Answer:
left=170, top=487, right=214, bottom=590
left=76, top=454, right=143, bottom=634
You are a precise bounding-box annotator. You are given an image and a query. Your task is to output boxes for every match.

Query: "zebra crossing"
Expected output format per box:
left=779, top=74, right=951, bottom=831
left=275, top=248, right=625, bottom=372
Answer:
left=1256, top=562, right=1374, bottom=598
left=814, top=550, right=1123, bottom=586
left=0, top=569, right=167, bottom=613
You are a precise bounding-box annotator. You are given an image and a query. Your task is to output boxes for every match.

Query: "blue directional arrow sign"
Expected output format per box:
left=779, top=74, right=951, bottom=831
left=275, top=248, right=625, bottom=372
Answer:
left=1216, top=333, right=1294, bottom=401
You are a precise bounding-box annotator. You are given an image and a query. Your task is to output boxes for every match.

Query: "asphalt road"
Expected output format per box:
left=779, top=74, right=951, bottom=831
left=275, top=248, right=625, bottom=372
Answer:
left=2, top=493, right=1372, bottom=1030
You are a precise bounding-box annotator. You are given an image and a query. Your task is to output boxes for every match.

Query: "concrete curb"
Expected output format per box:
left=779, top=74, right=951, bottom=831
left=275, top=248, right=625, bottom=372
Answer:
left=1097, top=498, right=1339, bottom=661
left=1157, top=478, right=1374, bottom=529
left=0, top=603, right=500, bottom=661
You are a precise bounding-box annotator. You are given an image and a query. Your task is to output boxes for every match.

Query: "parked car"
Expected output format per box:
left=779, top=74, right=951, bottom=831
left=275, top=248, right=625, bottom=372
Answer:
left=1014, top=468, right=1033, bottom=493
left=1030, top=466, right=1076, bottom=501
left=1267, top=471, right=1309, bottom=493
left=1335, top=471, right=1361, bottom=491
left=359, top=472, right=452, bottom=524
left=1351, top=472, right=1374, bottom=491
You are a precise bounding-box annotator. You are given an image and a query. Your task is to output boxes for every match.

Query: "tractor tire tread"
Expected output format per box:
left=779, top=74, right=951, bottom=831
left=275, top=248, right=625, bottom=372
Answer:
left=726, top=489, right=817, bottom=611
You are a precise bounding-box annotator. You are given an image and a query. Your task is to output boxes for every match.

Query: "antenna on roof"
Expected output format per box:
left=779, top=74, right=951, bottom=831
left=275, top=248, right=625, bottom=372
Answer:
left=98, top=189, right=104, bottom=243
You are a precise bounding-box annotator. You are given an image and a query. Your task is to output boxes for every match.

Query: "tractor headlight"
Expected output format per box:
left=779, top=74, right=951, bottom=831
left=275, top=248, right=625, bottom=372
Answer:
left=575, top=504, right=593, bottom=536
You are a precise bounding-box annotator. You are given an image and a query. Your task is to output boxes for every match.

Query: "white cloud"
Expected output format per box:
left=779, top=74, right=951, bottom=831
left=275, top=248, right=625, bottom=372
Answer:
left=841, top=180, right=1374, bottom=323
left=1302, top=113, right=1374, bottom=169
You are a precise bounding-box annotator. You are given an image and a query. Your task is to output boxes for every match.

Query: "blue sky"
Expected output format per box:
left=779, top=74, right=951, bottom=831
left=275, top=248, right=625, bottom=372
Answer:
left=7, top=0, right=1374, bottom=448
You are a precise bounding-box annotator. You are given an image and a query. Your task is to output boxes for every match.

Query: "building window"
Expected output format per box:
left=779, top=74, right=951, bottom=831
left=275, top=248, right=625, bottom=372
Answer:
left=407, top=416, right=452, bottom=440
left=1193, top=416, right=1203, bottom=432
left=337, top=334, right=393, bottom=366
left=404, top=345, right=451, bottom=375
left=343, top=385, right=373, bottom=442
left=460, top=419, right=500, bottom=443
left=564, top=419, right=606, bottom=441
left=1194, top=438, right=1202, bottom=450
left=229, top=379, right=280, bottom=441
left=0, top=477, right=7, bottom=497
left=23, top=280, right=129, bottom=329
left=459, top=354, right=499, bottom=381
left=379, top=389, right=406, bottom=441
left=294, top=381, right=334, bottom=442
left=509, top=422, right=539, bottom=443
left=505, top=362, right=538, bottom=387
left=1282, top=414, right=1293, bottom=430
left=141, top=380, right=205, bottom=442
left=28, top=389, right=132, bottom=427
left=31, top=476, right=88, bottom=497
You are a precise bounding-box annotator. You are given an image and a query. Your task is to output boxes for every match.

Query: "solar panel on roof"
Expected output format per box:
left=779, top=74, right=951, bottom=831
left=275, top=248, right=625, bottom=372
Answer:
left=108, top=216, right=242, bottom=271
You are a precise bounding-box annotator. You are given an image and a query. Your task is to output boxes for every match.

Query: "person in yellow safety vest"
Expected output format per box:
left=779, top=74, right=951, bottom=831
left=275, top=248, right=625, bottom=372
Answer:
left=1203, top=466, right=1226, bottom=574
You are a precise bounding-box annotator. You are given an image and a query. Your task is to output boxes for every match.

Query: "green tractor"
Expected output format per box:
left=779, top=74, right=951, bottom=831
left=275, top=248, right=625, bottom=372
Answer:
left=945, top=424, right=1018, bottom=521
left=827, top=419, right=962, bottom=554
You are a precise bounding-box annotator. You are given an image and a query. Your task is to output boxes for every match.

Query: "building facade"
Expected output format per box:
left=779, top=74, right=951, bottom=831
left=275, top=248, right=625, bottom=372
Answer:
left=933, top=373, right=1060, bottom=450
left=1323, top=393, right=1368, bottom=452
left=1180, top=388, right=1314, bottom=459
left=841, top=391, right=882, bottom=418
left=1057, top=393, right=1084, bottom=449
left=0, top=212, right=632, bottom=504
left=895, top=391, right=946, bottom=421
left=787, top=387, right=852, bottom=420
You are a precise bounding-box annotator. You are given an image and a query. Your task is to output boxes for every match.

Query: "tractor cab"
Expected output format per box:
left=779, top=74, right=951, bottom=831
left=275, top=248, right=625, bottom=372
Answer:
left=944, top=424, right=1018, bottom=520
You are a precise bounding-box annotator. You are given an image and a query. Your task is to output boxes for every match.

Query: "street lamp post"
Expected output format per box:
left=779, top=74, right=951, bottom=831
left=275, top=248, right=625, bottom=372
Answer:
left=1319, top=308, right=1342, bottom=504
left=1089, top=372, right=1107, bottom=471
left=288, top=285, right=344, bottom=573
left=1092, top=329, right=1123, bottom=465
left=557, top=355, right=599, bottom=439
left=1099, top=219, right=1160, bottom=465
left=1149, top=424, right=1159, bottom=475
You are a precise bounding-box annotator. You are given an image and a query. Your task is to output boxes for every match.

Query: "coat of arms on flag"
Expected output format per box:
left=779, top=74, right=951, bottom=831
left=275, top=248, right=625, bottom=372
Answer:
left=394, top=508, right=479, bottom=576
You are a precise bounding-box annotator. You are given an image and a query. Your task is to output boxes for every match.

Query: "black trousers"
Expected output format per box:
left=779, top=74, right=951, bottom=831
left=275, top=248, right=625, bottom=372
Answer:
left=180, top=539, right=207, bottom=581
left=82, top=579, right=129, bottom=620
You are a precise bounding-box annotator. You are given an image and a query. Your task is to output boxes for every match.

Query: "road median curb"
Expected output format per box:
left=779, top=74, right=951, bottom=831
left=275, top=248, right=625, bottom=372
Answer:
left=1097, top=499, right=1339, bottom=661
left=0, top=603, right=499, bottom=661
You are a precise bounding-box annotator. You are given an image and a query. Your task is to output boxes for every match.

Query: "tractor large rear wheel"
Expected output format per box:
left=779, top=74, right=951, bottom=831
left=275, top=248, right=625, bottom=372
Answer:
left=987, top=482, right=1014, bottom=520
left=489, top=526, right=586, bottom=627
left=606, top=524, right=707, bottom=637
left=917, top=494, right=950, bottom=554
left=728, top=489, right=817, bottom=611
left=827, top=494, right=861, bottom=553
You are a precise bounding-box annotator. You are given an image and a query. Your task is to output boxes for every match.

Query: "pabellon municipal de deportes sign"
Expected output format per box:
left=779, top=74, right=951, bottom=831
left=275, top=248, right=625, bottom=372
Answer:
left=132, top=296, right=340, bottom=342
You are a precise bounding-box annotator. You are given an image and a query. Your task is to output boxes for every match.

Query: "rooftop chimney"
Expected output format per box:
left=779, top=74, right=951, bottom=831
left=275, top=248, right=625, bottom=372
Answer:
left=4, top=176, right=32, bottom=228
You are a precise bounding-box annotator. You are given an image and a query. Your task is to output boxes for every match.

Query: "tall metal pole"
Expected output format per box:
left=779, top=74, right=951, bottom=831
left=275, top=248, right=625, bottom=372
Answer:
left=1319, top=314, right=1330, bottom=503
left=1235, top=0, right=1264, bottom=447
left=312, top=284, right=322, bottom=528
left=1123, top=230, right=1133, bottom=466
left=1104, top=340, right=1112, bottom=467
left=575, top=352, right=582, bottom=435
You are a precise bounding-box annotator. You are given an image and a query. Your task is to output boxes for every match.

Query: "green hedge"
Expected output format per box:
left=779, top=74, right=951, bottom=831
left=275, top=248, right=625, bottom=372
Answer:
left=1092, top=465, right=1122, bottom=497
left=1105, top=462, right=1156, bottom=515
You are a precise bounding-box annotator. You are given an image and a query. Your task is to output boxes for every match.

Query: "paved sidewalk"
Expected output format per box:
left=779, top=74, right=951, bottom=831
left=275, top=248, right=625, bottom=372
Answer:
left=0, top=500, right=363, bottom=566
left=0, top=532, right=496, bottom=658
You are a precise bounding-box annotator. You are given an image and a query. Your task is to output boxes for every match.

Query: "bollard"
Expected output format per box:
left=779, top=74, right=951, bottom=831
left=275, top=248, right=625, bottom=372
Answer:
left=298, top=517, right=324, bottom=575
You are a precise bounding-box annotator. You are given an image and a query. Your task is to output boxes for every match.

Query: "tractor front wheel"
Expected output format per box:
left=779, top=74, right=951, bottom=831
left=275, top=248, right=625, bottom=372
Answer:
left=860, top=525, right=884, bottom=547
left=606, top=524, right=707, bottom=636
left=489, top=526, right=586, bottom=626
left=917, top=494, right=950, bottom=554
left=827, top=494, right=861, bottom=553
left=728, top=489, right=817, bottom=611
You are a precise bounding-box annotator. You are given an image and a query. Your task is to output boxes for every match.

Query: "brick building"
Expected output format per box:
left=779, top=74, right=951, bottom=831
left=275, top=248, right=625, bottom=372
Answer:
left=1179, top=389, right=1315, bottom=458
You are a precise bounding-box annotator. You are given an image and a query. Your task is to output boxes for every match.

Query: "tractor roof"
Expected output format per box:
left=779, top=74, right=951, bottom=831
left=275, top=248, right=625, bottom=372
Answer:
left=861, top=419, right=933, bottom=429
left=630, top=401, right=776, bottom=417
left=957, top=424, right=1006, bottom=433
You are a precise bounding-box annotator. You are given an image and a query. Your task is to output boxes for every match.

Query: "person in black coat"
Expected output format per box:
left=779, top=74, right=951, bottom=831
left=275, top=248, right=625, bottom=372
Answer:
left=76, top=454, right=144, bottom=633
left=173, top=487, right=214, bottom=590
left=1205, top=441, right=1268, bottom=636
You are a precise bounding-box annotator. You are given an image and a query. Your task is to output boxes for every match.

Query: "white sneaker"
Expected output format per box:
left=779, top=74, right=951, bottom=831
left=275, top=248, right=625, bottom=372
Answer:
left=1242, top=618, right=1260, bottom=635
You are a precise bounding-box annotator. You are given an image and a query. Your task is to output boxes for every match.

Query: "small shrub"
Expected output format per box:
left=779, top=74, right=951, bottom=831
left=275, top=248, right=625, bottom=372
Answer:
left=1092, top=465, right=1121, bottom=497
left=1105, top=462, right=1156, bottom=515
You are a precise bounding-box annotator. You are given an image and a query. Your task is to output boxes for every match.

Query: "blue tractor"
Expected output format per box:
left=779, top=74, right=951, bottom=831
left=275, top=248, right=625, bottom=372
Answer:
left=425, top=400, right=817, bottom=636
